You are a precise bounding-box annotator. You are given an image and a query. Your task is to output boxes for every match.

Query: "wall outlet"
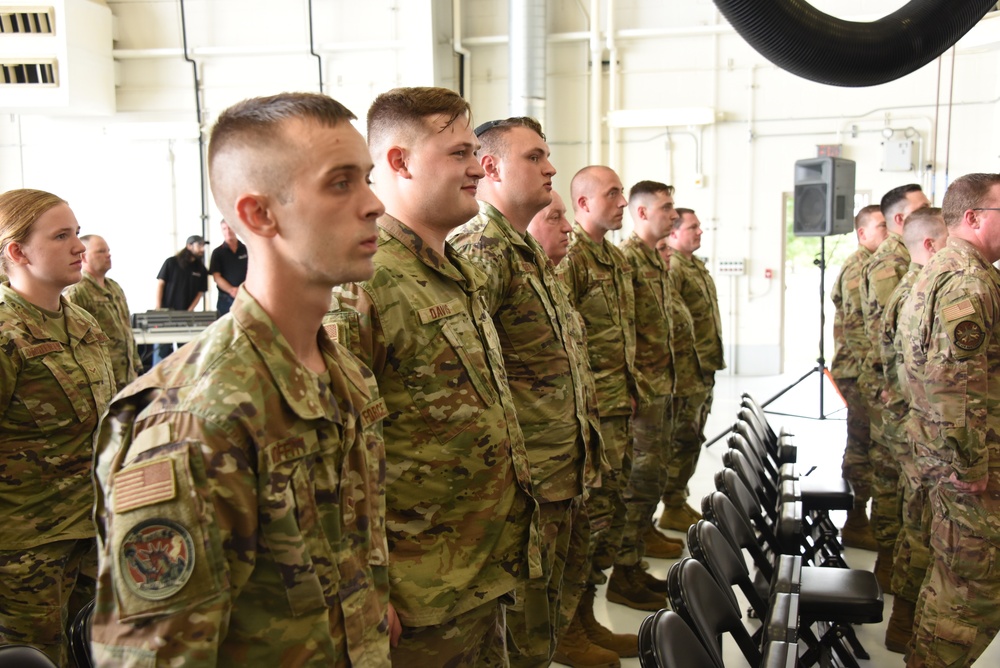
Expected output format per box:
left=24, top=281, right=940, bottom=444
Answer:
left=717, top=258, right=745, bottom=275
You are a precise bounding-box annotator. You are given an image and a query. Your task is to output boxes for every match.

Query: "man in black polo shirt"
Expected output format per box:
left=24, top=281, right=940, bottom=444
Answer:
left=154, top=234, right=208, bottom=359
left=208, top=220, right=248, bottom=315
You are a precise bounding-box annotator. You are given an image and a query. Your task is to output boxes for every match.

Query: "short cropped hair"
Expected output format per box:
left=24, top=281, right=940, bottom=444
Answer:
left=366, top=87, right=471, bottom=156
left=673, top=207, right=695, bottom=230
left=854, top=204, right=882, bottom=231
left=880, top=184, right=923, bottom=220
left=901, top=207, right=945, bottom=252
left=941, top=173, right=1000, bottom=228
left=474, top=117, right=544, bottom=158
left=628, top=180, right=673, bottom=204
left=208, top=92, right=357, bottom=208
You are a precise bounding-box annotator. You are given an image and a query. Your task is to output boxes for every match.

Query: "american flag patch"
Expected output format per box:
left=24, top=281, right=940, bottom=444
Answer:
left=324, top=323, right=340, bottom=342
left=114, top=459, right=176, bottom=513
left=943, top=299, right=975, bottom=322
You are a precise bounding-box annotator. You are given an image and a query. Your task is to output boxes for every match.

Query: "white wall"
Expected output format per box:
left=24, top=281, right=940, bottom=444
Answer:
left=2, top=0, right=998, bottom=372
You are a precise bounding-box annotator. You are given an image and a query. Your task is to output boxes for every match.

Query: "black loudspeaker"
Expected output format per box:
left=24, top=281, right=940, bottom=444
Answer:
left=793, top=157, right=856, bottom=236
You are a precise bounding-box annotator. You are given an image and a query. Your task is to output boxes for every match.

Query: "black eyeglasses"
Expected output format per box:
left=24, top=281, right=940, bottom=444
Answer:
left=474, top=119, right=504, bottom=137
left=971, top=208, right=1000, bottom=212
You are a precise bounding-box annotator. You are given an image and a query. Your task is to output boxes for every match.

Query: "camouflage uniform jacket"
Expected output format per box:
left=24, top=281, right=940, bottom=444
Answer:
left=898, top=237, right=1000, bottom=540
left=830, top=246, right=872, bottom=380
left=91, top=288, right=391, bottom=667
left=860, top=232, right=909, bottom=396
left=668, top=252, right=725, bottom=373
left=560, top=223, right=639, bottom=415
left=450, top=202, right=594, bottom=502
left=64, top=271, right=143, bottom=389
left=328, top=215, right=541, bottom=628
left=619, top=234, right=675, bottom=399
left=0, top=282, right=114, bottom=549
left=879, top=263, right=920, bottom=443
left=665, top=280, right=706, bottom=398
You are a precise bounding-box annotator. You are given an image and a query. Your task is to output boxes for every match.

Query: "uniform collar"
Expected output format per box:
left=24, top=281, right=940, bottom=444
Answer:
left=0, top=281, right=95, bottom=344
left=378, top=214, right=486, bottom=293
left=626, top=233, right=666, bottom=270
left=229, top=288, right=341, bottom=423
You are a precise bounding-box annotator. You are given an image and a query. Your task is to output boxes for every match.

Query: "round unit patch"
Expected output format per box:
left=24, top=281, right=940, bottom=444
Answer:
left=953, top=320, right=985, bottom=351
left=120, top=519, right=195, bottom=600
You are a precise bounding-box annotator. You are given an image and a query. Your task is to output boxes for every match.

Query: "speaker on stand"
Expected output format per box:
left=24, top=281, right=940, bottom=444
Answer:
left=765, top=157, right=856, bottom=420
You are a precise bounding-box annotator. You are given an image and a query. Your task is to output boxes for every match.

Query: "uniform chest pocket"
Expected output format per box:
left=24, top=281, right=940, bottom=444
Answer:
left=500, top=264, right=560, bottom=365
left=17, top=343, right=103, bottom=431
left=580, top=269, right=615, bottom=323
left=261, top=431, right=340, bottom=616
left=401, top=302, right=499, bottom=443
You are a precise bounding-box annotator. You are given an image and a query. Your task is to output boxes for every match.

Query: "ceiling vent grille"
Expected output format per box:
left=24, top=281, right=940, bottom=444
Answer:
left=0, top=8, right=55, bottom=34
left=1, top=59, right=56, bottom=84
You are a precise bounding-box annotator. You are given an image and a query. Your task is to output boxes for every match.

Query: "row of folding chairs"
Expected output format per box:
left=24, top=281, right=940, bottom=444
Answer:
left=638, top=393, right=884, bottom=668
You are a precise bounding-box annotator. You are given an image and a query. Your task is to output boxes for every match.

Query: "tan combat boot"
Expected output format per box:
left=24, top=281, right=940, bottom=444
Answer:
left=657, top=503, right=702, bottom=532
left=553, top=613, right=621, bottom=668
left=606, top=564, right=667, bottom=611
left=884, top=596, right=916, bottom=654
left=841, top=506, right=878, bottom=551
left=642, top=526, right=683, bottom=559
left=577, top=585, right=639, bottom=658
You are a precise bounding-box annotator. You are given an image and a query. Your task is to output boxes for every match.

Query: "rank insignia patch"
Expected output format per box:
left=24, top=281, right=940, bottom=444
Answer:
left=953, top=320, right=985, bottom=351
left=120, top=519, right=195, bottom=600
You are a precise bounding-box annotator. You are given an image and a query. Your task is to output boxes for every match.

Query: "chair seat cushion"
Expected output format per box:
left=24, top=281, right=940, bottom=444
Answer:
left=798, top=566, right=884, bottom=623
left=800, top=477, right=853, bottom=510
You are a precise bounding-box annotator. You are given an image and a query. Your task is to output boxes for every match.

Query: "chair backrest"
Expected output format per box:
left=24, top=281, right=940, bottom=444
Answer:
left=70, top=598, right=95, bottom=668
left=734, top=417, right=781, bottom=479
left=667, top=557, right=763, bottom=667
left=723, top=446, right=775, bottom=512
left=0, top=645, right=59, bottom=668
left=702, top=490, right=774, bottom=581
left=741, top=393, right=777, bottom=444
left=650, top=609, right=723, bottom=668
left=688, top=519, right=768, bottom=617
left=637, top=609, right=662, bottom=668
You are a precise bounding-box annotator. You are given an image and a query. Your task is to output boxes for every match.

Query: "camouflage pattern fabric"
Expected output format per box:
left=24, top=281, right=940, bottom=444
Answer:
left=898, top=237, right=1000, bottom=667
left=92, top=288, right=391, bottom=667
left=390, top=598, right=508, bottom=668
left=587, top=416, right=631, bottom=583
left=836, top=377, right=873, bottom=503
left=831, top=246, right=872, bottom=381
left=556, top=498, right=590, bottom=632
left=616, top=235, right=675, bottom=566
left=64, top=271, right=143, bottom=388
left=832, top=247, right=874, bottom=503
left=559, top=223, right=639, bottom=417
left=661, top=283, right=707, bottom=509
left=0, top=283, right=114, bottom=662
left=450, top=203, right=592, bottom=665
left=451, top=202, right=591, bottom=502
left=668, top=251, right=725, bottom=373
left=328, top=215, right=540, bottom=635
left=0, top=540, right=96, bottom=666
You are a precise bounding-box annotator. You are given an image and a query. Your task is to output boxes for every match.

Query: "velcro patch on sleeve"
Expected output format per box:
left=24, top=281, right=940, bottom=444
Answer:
left=874, top=266, right=897, bottom=281
left=114, top=458, right=176, bottom=513
left=324, top=322, right=340, bottom=343
left=943, top=299, right=975, bottom=322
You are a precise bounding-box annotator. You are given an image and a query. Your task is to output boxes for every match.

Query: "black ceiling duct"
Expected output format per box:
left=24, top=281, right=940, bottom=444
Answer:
left=711, top=0, right=997, bottom=87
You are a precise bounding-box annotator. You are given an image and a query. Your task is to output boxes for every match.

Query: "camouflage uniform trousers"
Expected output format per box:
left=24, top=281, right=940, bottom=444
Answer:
left=910, top=497, right=1000, bottom=668
left=588, top=415, right=632, bottom=582
left=662, top=391, right=710, bottom=510
left=870, top=408, right=904, bottom=550
left=891, top=451, right=932, bottom=603
left=393, top=597, right=508, bottom=668
left=836, top=377, right=873, bottom=503
left=617, top=394, right=674, bottom=567
left=557, top=498, right=591, bottom=632
left=507, top=497, right=578, bottom=668
left=0, top=538, right=96, bottom=667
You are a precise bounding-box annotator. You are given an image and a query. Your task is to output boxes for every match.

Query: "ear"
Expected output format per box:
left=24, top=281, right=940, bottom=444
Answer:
left=481, top=154, right=501, bottom=181
left=922, top=236, right=936, bottom=254
left=637, top=205, right=648, bottom=222
left=386, top=147, right=410, bottom=178
left=576, top=195, right=590, bottom=214
left=234, top=193, right=277, bottom=239
left=4, top=240, right=29, bottom=267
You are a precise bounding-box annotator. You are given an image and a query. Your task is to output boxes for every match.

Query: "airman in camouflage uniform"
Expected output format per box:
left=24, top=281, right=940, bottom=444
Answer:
left=659, top=207, right=723, bottom=531
left=831, top=204, right=886, bottom=551
left=0, top=189, right=115, bottom=666
left=900, top=174, right=1000, bottom=668
left=561, top=166, right=651, bottom=614
left=450, top=117, right=598, bottom=667
left=615, top=181, right=682, bottom=584
left=92, top=93, right=394, bottom=667
left=880, top=208, right=948, bottom=654
left=64, top=234, right=144, bottom=388
left=860, top=183, right=930, bottom=587
left=330, top=88, right=539, bottom=667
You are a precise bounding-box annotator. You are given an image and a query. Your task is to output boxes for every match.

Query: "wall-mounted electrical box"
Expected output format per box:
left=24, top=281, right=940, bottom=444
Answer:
left=717, top=258, right=745, bottom=276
